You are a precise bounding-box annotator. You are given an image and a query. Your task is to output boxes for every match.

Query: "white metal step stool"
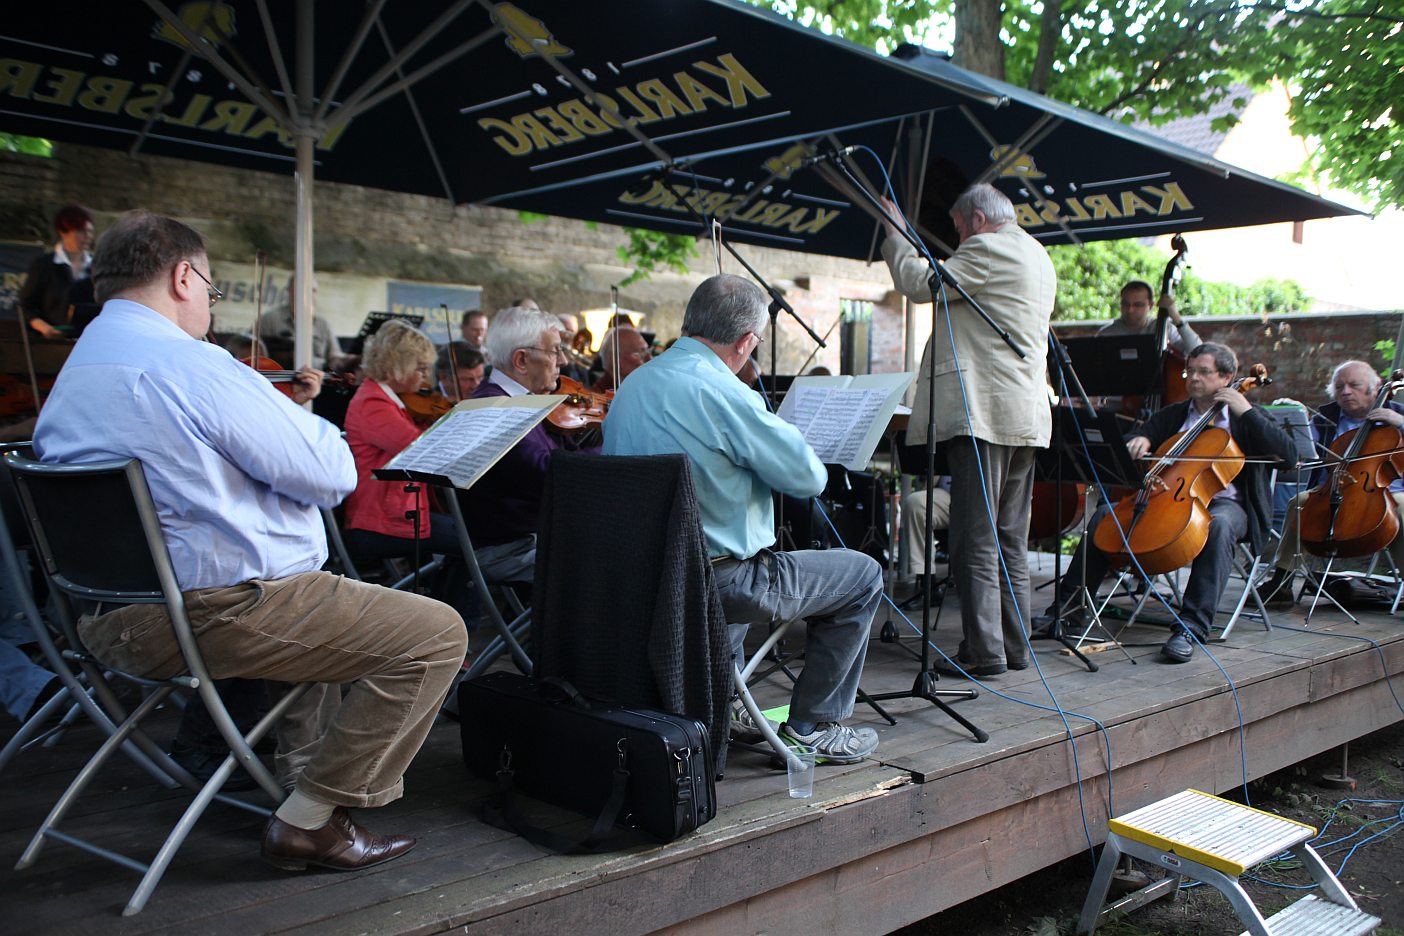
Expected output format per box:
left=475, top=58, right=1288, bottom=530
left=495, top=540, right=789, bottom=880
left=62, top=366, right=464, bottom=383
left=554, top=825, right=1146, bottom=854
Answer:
left=1077, top=789, right=1380, bottom=936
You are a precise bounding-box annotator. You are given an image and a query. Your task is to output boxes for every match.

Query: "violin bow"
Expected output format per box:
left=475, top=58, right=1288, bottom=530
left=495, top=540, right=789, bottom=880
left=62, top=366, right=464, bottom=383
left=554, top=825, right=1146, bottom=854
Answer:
left=441, top=302, right=462, bottom=400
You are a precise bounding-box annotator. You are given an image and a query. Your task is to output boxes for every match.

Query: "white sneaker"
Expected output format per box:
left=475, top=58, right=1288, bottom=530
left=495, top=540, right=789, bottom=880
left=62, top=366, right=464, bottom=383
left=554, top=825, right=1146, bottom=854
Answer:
left=780, top=722, right=879, bottom=764
left=730, top=703, right=780, bottom=741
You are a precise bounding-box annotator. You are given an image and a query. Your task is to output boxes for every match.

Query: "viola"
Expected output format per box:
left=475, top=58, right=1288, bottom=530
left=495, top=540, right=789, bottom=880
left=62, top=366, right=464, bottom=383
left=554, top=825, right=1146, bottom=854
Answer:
left=399, top=385, right=455, bottom=428
left=1300, top=370, right=1404, bottom=558
left=1092, top=363, right=1271, bottom=576
left=547, top=376, right=612, bottom=434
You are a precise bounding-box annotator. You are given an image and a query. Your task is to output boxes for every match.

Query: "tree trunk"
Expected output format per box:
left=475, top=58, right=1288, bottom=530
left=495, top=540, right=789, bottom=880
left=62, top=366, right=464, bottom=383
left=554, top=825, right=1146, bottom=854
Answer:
left=952, top=0, right=1005, bottom=79
left=1030, top=0, right=1063, bottom=94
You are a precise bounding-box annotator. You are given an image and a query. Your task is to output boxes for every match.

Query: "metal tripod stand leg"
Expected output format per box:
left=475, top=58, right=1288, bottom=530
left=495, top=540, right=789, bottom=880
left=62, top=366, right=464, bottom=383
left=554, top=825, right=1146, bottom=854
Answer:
left=1304, top=556, right=1360, bottom=625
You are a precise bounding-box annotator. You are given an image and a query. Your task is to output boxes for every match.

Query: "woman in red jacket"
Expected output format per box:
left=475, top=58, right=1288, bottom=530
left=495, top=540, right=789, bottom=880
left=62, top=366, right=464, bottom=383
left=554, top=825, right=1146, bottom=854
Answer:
left=342, top=320, right=464, bottom=561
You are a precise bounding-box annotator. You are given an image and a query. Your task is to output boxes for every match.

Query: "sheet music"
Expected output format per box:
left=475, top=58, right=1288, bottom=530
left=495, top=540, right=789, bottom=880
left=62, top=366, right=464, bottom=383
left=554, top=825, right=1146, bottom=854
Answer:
left=380, top=395, right=562, bottom=490
left=776, top=372, right=913, bottom=470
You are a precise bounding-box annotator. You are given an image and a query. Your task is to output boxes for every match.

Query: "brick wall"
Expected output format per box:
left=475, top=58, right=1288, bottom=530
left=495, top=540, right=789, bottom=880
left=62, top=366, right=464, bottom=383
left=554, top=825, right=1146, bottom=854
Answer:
left=1054, top=312, right=1404, bottom=405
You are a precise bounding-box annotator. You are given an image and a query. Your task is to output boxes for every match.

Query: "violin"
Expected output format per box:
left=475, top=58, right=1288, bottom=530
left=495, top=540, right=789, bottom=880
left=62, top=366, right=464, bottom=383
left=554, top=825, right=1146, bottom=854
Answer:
left=1092, top=363, right=1271, bottom=576
left=399, top=385, right=455, bottom=428
left=547, top=376, right=612, bottom=434
left=1300, top=370, right=1404, bottom=559
left=241, top=355, right=300, bottom=398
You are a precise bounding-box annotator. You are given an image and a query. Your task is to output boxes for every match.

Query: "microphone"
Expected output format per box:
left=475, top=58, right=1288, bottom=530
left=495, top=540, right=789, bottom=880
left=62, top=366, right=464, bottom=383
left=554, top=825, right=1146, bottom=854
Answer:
left=799, top=146, right=857, bottom=167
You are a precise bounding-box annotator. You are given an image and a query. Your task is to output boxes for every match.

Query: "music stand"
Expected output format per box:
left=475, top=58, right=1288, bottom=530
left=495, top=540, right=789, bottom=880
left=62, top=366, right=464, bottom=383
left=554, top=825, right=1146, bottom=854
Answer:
left=346, top=311, right=424, bottom=355
left=1036, top=405, right=1144, bottom=667
left=1057, top=335, right=1161, bottom=396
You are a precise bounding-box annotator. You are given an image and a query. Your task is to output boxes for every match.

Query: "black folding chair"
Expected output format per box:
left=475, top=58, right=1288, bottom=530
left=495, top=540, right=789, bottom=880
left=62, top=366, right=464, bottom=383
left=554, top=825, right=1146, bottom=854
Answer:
left=0, top=445, right=177, bottom=784
left=5, top=451, right=311, bottom=916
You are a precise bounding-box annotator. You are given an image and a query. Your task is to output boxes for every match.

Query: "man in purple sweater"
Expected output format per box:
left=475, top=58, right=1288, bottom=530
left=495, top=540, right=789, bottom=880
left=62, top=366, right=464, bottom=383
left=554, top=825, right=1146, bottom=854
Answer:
left=461, top=306, right=593, bottom=582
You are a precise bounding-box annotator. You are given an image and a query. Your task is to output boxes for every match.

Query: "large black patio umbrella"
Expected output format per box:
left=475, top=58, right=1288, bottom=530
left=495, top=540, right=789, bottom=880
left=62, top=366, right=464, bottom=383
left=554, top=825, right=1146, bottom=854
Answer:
left=1, top=1, right=997, bottom=363
left=484, top=45, right=1360, bottom=262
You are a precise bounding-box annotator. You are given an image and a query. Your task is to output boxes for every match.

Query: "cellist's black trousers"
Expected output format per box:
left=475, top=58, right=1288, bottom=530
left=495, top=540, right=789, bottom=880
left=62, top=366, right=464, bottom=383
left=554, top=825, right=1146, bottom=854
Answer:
left=1056, top=495, right=1248, bottom=640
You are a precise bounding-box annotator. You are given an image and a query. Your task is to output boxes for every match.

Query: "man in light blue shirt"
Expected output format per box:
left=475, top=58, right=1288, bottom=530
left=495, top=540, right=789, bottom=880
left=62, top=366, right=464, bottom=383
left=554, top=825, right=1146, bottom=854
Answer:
left=604, top=274, right=882, bottom=763
left=33, top=210, right=466, bottom=874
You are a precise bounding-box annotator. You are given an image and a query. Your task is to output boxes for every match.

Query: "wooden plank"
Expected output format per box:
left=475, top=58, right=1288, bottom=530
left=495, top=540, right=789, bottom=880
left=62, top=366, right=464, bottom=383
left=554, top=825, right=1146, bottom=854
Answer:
left=5, top=587, right=1403, bottom=936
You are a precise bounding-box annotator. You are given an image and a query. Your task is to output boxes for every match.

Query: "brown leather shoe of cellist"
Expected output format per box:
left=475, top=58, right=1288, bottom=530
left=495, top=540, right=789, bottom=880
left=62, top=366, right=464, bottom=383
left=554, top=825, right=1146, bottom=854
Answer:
left=260, top=807, right=416, bottom=871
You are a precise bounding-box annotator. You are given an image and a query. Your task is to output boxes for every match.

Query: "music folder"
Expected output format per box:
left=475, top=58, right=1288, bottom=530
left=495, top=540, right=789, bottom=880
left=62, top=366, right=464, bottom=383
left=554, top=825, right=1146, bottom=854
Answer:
left=373, top=394, right=564, bottom=491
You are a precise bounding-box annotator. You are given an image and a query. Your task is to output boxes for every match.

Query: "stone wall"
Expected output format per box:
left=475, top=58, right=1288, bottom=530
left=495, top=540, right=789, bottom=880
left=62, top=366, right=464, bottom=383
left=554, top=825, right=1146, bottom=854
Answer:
left=0, top=144, right=901, bottom=374
left=6, top=143, right=1397, bottom=400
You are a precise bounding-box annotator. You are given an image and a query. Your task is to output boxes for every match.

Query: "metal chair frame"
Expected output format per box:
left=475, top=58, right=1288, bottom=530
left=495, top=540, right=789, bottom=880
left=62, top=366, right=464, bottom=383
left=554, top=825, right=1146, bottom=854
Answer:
left=5, top=452, right=310, bottom=916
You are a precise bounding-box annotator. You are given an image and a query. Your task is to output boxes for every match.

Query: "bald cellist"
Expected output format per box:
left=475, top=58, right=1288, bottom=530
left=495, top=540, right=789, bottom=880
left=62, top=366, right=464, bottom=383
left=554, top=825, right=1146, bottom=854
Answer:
left=1036, top=342, right=1295, bottom=662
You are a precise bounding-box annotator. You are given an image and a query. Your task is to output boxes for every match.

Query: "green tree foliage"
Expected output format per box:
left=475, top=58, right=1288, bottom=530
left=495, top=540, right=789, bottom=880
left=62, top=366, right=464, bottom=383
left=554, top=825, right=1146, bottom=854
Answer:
left=0, top=133, right=52, bottom=156
left=1047, top=240, right=1313, bottom=320
left=615, top=229, right=699, bottom=286
left=747, top=0, right=1403, bottom=210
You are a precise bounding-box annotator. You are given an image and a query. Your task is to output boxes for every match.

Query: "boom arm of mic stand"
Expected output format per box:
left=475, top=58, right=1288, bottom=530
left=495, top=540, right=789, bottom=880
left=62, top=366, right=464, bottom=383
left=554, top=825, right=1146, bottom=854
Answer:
left=827, top=153, right=1026, bottom=360
left=717, top=235, right=827, bottom=349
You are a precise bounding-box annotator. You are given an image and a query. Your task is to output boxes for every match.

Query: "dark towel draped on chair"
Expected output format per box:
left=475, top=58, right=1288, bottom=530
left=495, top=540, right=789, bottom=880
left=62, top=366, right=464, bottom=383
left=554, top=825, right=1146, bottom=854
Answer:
left=533, top=452, right=731, bottom=774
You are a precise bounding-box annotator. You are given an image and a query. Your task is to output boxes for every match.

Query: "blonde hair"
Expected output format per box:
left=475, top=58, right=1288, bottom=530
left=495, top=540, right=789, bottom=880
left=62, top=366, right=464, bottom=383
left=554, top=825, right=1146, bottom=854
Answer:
left=363, top=320, right=435, bottom=383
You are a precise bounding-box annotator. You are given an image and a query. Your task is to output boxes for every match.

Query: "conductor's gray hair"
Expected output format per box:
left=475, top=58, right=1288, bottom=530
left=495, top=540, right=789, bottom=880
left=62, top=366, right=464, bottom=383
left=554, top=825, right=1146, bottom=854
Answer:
left=950, top=183, right=1016, bottom=228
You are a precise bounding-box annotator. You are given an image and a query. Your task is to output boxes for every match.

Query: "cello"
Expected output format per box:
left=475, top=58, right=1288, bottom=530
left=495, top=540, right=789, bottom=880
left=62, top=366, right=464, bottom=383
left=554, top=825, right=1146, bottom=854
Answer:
left=1299, top=370, right=1404, bottom=558
left=1092, top=363, right=1271, bottom=576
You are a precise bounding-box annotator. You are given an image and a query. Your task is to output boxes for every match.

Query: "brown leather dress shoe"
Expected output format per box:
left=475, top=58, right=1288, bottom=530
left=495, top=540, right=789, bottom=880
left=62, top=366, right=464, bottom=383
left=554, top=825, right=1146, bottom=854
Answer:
left=261, top=807, right=416, bottom=872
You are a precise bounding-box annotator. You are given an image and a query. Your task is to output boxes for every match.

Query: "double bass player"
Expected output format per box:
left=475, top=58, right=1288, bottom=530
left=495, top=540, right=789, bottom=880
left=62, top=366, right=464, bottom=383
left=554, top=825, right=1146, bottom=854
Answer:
left=1037, top=342, right=1295, bottom=661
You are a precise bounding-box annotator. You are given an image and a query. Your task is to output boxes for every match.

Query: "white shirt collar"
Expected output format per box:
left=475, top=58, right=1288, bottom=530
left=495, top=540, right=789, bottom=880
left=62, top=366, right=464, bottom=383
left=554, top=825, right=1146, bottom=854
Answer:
left=53, top=242, right=91, bottom=273
left=488, top=369, right=530, bottom=397
left=376, top=381, right=407, bottom=409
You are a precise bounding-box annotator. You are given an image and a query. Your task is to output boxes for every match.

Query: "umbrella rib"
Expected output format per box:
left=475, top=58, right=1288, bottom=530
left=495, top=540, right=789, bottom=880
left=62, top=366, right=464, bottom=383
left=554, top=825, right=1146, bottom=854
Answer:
left=329, top=26, right=502, bottom=133
left=315, top=0, right=390, bottom=125
left=129, top=1, right=225, bottom=156
left=966, top=110, right=1083, bottom=246
left=141, top=0, right=291, bottom=127
left=372, top=18, right=455, bottom=202
left=332, top=0, right=479, bottom=123
left=254, top=0, right=298, bottom=116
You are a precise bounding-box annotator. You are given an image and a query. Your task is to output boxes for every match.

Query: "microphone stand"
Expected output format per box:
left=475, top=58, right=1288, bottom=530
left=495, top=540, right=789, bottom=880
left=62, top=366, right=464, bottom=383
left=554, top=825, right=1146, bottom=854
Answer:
left=819, top=151, right=998, bottom=743
left=1036, top=334, right=1109, bottom=671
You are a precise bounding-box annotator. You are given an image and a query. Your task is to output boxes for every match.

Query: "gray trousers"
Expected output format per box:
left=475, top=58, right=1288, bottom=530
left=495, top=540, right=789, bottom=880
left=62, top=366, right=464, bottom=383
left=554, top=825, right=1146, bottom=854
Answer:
left=947, top=438, right=1036, bottom=669
left=1064, top=496, right=1248, bottom=640
left=715, top=548, right=881, bottom=725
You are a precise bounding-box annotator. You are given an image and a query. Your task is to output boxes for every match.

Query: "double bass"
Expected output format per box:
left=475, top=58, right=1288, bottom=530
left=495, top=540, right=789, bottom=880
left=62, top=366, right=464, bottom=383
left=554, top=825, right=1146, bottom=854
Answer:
left=1121, top=234, right=1191, bottom=422
left=1092, top=364, right=1272, bottom=576
left=1300, top=370, right=1404, bottom=558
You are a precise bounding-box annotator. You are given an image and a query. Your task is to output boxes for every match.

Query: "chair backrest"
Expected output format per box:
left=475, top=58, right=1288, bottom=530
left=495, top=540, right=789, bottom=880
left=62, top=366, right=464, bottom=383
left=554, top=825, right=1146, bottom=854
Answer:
left=4, top=451, right=171, bottom=604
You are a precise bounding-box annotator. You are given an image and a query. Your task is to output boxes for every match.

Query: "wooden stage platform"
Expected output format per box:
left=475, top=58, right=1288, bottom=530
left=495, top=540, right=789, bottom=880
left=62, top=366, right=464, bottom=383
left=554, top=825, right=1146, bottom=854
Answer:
left=4, top=559, right=1403, bottom=935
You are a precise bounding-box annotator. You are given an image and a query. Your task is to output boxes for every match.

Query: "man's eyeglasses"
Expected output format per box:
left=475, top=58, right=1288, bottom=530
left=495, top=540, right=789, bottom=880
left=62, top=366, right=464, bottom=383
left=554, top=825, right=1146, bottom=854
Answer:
left=516, top=345, right=568, bottom=361
left=1182, top=367, right=1221, bottom=379
left=187, top=263, right=224, bottom=306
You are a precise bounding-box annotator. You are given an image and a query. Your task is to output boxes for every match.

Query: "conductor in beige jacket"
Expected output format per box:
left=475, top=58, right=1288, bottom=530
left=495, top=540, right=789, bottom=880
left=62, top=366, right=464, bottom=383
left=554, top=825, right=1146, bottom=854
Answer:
left=881, top=184, right=1056, bottom=676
